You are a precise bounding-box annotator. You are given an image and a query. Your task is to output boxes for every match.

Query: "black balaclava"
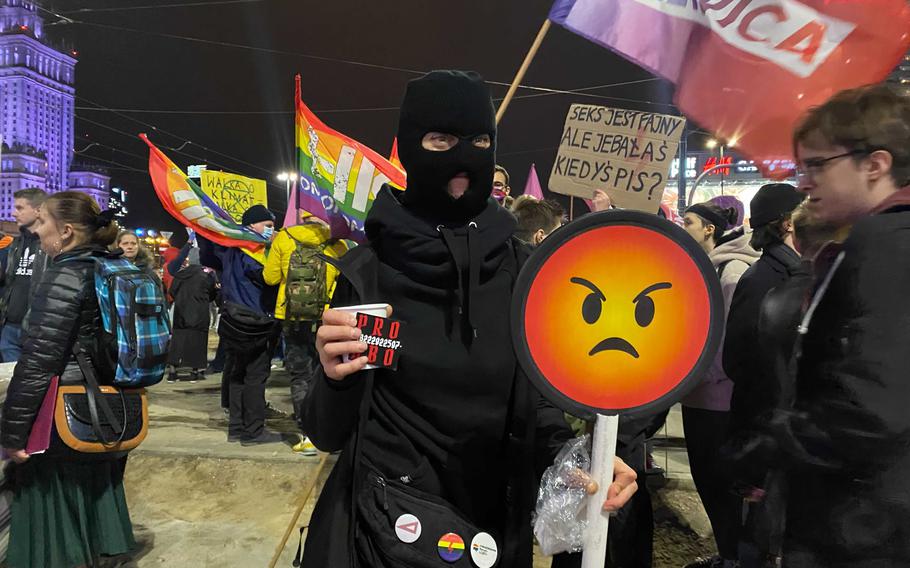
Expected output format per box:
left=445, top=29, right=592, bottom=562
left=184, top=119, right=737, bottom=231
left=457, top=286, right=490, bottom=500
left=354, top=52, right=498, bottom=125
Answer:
left=397, top=70, right=497, bottom=225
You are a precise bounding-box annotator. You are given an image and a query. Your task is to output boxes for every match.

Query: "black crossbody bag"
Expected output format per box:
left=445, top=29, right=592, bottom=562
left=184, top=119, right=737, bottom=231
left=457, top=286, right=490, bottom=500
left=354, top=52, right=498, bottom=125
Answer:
left=218, top=301, right=276, bottom=341
left=349, top=368, right=526, bottom=568
left=350, top=373, right=490, bottom=567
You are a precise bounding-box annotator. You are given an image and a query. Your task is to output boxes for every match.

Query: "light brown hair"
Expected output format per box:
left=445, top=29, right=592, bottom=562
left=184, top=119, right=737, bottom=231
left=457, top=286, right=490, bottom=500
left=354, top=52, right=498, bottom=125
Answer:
left=512, top=198, right=565, bottom=243
left=793, top=84, right=910, bottom=187
left=115, top=230, right=154, bottom=266
left=44, top=192, right=118, bottom=247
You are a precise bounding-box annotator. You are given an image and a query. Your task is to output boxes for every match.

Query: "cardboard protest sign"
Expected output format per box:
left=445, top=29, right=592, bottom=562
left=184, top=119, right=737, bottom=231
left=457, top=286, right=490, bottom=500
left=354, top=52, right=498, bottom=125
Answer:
left=549, top=104, right=685, bottom=213
left=200, top=170, right=268, bottom=224
left=511, top=210, right=723, bottom=418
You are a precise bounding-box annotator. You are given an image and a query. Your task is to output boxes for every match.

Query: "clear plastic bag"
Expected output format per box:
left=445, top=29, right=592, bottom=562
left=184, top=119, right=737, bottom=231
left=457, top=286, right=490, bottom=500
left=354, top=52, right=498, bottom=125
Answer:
left=532, top=434, right=591, bottom=556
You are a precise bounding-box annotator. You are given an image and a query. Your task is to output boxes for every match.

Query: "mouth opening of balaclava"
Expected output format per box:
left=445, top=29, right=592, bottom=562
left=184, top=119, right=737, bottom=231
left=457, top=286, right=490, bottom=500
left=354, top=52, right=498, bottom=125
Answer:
left=396, top=70, right=497, bottom=225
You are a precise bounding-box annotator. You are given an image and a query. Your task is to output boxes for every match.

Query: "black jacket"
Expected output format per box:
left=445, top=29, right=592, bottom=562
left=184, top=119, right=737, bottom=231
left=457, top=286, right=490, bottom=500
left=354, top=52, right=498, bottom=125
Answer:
left=0, top=246, right=113, bottom=449
left=0, top=227, right=49, bottom=327
left=170, top=265, right=217, bottom=332
left=300, top=188, right=573, bottom=568
left=724, top=243, right=804, bottom=435
left=770, top=195, right=910, bottom=566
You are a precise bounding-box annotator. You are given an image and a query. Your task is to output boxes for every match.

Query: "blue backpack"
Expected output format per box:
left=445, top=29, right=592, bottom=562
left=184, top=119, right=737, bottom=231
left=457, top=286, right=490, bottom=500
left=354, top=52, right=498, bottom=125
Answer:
left=91, top=257, right=170, bottom=387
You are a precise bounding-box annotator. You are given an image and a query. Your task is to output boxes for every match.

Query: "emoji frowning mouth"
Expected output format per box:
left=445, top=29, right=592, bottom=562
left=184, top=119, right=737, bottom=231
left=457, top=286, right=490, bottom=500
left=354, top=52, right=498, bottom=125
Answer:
left=589, top=337, right=640, bottom=358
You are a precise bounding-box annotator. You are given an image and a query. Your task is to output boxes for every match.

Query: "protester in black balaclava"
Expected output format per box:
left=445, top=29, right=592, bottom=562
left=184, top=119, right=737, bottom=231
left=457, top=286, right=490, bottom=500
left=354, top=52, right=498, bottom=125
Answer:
left=299, top=70, right=637, bottom=568
left=396, top=70, right=497, bottom=224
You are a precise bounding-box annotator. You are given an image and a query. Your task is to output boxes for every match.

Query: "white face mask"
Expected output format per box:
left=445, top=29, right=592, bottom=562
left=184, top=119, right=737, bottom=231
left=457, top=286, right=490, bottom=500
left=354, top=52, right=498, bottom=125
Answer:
left=262, top=226, right=274, bottom=240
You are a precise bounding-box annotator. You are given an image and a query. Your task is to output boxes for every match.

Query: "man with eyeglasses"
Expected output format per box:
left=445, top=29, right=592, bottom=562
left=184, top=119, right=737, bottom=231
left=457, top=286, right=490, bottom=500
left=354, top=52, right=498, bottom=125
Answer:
left=767, top=84, right=910, bottom=567
left=493, top=164, right=511, bottom=205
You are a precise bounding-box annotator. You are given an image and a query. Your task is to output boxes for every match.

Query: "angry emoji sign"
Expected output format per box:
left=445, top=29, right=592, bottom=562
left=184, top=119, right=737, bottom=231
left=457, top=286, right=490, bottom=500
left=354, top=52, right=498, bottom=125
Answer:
left=512, top=210, right=724, bottom=418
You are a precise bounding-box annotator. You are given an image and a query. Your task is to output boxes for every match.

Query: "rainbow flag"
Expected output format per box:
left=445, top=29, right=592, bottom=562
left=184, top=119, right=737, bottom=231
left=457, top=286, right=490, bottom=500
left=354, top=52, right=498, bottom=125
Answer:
left=140, top=134, right=268, bottom=258
left=389, top=138, right=403, bottom=171
left=285, top=75, right=407, bottom=241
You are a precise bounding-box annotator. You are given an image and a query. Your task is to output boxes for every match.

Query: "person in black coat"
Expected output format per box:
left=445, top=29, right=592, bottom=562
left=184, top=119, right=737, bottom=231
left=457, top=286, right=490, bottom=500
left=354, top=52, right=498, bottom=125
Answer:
left=765, top=84, right=910, bottom=567
left=725, top=183, right=804, bottom=441
left=0, top=192, right=135, bottom=567
left=167, top=246, right=218, bottom=381
left=300, top=70, right=637, bottom=568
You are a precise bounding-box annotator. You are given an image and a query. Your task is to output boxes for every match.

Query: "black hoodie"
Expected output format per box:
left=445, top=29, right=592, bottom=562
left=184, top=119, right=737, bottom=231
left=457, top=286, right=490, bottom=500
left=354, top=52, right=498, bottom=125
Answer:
left=301, top=187, right=573, bottom=567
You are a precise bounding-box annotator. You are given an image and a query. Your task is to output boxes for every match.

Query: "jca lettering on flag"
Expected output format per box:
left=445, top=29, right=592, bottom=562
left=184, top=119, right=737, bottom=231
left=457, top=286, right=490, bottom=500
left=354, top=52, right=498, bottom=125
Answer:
left=285, top=75, right=406, bottom=241
left=549, top=0, right=910, bottom=173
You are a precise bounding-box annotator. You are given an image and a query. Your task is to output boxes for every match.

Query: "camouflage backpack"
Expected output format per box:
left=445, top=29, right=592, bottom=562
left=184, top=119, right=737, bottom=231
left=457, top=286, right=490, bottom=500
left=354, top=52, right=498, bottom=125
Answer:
left=284, top=231, right=333, bottom=321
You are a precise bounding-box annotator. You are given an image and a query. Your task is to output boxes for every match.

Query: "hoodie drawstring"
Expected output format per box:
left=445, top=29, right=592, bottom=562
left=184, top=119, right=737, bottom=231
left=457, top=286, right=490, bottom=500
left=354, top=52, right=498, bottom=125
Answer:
left=466, top=222, right=480, bottom=338
left=437, top=224, right=479, bottom=340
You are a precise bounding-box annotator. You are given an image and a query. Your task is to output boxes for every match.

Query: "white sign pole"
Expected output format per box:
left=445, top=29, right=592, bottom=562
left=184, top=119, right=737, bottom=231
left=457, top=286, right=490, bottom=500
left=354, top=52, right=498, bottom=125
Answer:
left=581, top=413, right=620, bottom=568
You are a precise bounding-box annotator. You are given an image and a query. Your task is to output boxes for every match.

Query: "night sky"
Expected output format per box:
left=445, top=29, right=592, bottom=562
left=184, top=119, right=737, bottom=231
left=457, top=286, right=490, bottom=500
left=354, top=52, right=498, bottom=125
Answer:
left=44, top=0, right=684, bottom=231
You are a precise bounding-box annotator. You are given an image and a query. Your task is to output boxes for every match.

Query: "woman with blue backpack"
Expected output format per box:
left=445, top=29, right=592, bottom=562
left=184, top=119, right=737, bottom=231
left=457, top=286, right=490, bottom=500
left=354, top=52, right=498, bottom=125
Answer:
left=0, top=192, right=144, bottom=567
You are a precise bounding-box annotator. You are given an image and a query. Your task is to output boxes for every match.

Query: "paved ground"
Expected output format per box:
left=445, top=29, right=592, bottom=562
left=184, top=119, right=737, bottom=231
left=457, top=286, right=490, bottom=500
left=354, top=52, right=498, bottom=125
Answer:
left=0, top=355, right=715, bottom=567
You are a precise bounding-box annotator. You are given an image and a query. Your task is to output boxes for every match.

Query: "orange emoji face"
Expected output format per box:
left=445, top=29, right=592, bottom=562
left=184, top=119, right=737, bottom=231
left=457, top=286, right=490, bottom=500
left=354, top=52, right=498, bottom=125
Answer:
left=512, top=211, right=723, bottom=417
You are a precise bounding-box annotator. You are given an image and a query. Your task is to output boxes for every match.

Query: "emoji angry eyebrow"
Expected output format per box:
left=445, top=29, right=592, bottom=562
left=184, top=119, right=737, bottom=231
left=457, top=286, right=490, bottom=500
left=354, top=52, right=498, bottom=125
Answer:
left=633, top=282, right=672, bottom=303
left=570, top=277, right=605, bottom=300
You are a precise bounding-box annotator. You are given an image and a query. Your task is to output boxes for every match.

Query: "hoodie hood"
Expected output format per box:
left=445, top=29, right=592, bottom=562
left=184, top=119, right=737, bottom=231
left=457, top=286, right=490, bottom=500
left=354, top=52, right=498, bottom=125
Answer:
left=710, top=230, right=760, bottom=268
left=870, top=185, right=910, bottom=215
left=365, top=185, right=516, bottom=339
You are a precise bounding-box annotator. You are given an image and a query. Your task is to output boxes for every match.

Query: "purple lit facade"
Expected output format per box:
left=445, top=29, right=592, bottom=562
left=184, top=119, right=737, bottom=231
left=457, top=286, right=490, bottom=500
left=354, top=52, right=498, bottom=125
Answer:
left=0, top=0, right=109, bottom=216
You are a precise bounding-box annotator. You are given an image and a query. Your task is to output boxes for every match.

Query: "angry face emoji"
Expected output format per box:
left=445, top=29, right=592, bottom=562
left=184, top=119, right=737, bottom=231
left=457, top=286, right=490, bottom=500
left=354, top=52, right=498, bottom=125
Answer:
left=512, top=210, right=724, bottom=417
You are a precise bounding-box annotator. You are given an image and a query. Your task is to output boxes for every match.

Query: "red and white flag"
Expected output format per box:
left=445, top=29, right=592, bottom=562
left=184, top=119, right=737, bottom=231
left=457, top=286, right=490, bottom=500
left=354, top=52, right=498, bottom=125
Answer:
left=550, top=0, right=910, bottom=176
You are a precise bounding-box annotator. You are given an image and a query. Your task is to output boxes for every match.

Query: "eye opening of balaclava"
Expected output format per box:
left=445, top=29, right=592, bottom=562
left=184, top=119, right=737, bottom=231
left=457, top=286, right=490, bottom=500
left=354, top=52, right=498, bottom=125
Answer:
left=397, top=70, right=497, bottom=225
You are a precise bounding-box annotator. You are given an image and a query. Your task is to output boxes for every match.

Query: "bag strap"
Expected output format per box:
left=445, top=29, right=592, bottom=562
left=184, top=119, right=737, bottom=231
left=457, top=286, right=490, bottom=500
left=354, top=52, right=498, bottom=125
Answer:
left=285, top=229, right=307, bottom=247
left=349, top=370, right=374, bottom=567
left=73, top=342, right=124, bottom=445
left=286, top=229, right=337, bottom=254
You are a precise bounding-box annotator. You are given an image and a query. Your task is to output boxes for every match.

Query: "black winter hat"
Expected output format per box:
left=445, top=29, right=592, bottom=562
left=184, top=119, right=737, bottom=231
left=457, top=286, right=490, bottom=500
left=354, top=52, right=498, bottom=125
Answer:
left=241, top=204, right=275, bottom=226
left=750, top=183, right=803, bottom=228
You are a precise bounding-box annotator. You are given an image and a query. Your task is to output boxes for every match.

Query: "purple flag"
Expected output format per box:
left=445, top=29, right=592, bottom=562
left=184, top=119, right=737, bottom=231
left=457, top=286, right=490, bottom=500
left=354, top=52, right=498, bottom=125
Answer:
left=523, top=163, right=544, bottom=200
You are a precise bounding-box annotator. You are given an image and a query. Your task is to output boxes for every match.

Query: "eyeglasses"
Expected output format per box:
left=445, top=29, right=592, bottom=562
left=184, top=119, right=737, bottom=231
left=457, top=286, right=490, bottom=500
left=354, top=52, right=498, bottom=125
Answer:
left=492, top=181, right=507, bottom=189
left=796, top=150, right=866, bottom=180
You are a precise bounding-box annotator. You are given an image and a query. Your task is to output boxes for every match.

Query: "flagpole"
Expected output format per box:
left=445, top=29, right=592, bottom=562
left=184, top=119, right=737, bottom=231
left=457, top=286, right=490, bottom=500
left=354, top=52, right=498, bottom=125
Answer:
left=495, top=19, right=552, bottom=125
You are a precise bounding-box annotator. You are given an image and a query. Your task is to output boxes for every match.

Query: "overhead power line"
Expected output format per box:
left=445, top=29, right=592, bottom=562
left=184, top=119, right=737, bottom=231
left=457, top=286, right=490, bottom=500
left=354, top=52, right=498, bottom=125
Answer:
left=61, top=0, right=266, bottom=14
left=70, top=77, right=671, bottom=119
left=40, top=8, right=669, bottom=105
left=76, top=95, right=283, bottom=180
left=74, top=113, right=283, bottom=190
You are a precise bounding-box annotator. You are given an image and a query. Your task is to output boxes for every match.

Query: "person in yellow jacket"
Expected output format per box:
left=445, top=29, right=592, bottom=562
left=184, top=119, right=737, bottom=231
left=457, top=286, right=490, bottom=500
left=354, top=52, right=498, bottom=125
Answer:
left=263, top=215, right=348, bottom=455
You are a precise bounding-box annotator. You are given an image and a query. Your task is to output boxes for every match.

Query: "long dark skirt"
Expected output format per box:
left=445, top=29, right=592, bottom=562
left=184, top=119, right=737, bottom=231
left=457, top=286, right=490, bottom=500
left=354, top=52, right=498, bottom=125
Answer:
left=7, top=455, right=135, bottom=568
left=167, top=328, right=209, bottom=369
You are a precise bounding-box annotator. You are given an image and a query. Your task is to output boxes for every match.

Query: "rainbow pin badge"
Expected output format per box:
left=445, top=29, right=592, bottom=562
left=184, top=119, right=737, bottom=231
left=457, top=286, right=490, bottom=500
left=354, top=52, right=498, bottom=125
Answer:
left=437, top=532, right=465, bottom=563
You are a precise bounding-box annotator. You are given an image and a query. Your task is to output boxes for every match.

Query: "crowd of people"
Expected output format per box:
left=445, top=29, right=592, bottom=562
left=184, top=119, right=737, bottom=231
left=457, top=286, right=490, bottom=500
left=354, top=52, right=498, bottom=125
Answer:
left=0, top=70, right=905, bottom=568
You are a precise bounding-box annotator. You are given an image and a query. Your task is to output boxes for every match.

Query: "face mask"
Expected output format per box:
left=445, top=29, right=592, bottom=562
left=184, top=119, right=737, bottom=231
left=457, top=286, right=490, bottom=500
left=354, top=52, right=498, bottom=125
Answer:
left=262, top=226, right=274, bottom=240
left=396, top=70, right=497, bottom=224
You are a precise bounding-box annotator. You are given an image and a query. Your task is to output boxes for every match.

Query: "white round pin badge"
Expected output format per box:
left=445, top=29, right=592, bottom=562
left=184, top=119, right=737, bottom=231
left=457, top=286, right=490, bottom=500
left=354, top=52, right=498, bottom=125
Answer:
left=394, top=513, right=422, bottom=544
left=470, top=532, right=498, bottom=568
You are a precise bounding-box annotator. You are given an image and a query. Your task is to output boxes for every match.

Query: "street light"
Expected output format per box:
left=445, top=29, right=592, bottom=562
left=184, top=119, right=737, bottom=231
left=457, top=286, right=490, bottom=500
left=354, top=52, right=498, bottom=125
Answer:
left=706, top=138, right=734, bottom=194
left=277, top=171, right=298, bottom=203
left=675, top=128, right=716, bottom=214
